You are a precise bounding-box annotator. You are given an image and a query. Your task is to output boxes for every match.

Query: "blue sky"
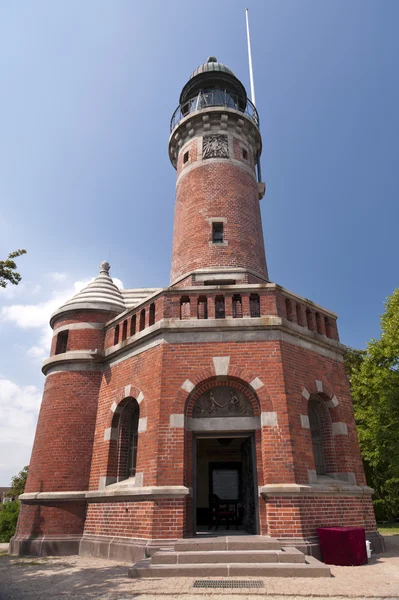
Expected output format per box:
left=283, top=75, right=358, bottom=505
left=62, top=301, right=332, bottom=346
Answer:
left=0, top=0, right=398, bottom=485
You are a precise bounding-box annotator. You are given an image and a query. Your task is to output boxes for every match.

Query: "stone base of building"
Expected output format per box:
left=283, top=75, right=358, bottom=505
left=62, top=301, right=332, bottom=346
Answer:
left=9, top=534, right=82, bottom=557
left=10, top=529, right=385, bottom=563
left=79, top=534, right=176, bottom=563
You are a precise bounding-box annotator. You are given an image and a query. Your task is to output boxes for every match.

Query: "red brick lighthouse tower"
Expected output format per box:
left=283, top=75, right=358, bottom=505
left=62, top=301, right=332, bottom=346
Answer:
left=12, top=57, right=382, bottom=567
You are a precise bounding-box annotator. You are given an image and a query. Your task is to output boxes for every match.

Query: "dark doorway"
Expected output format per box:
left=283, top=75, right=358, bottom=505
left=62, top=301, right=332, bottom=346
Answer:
left=193, top=434, right=258, bottom=535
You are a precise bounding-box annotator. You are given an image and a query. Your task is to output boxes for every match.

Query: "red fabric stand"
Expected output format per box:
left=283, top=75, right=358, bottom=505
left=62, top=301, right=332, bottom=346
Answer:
left=317, top=527, right=368, bottom=566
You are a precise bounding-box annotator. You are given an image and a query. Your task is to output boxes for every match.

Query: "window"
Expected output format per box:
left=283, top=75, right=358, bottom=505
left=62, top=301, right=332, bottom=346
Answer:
left=215, top=296, right=225, bottom=319
left=308, top=400, right=326, bottom=475
left=139, top=309, right=145, bottom=331
left=149, top=303, right=155, bottom=326
left=242, top=148, right=248, bottom=160
left=122, top=320, right=128, bottom=341
left=114, top=324, right=120, bottom=345
left=117, top=399, right=139, bottom=480
left=212, top=222, right=224, bottom=244
left=183, top=151, right=189, bottom=164
left=130, top=314, right=136, bottom=337
left=315, top=312, right=323, bottom=335
left=55, top=330, right=69, bottom=354
left=306, top=308, right=313, bottom=330
left=232, top=294, right=242, bottom=318
left=197, top=296, right=208, bottom=319
left=250, top=294, right=260, bottom=318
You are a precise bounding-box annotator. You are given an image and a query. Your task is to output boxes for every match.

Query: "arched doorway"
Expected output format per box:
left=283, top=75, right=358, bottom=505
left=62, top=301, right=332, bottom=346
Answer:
left=186, top=380, right=261, bottom=535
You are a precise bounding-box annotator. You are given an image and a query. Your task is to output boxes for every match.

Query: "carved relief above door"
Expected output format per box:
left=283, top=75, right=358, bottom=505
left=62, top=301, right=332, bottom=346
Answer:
left=192, top=386, right=254, bottom=418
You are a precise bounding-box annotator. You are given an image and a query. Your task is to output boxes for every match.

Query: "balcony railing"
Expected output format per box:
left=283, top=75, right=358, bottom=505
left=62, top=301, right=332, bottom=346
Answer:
left=170, top=90, right=259, bottom=132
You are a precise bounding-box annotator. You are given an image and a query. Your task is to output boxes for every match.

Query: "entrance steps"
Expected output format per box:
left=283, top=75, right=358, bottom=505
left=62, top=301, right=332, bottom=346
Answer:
left=129, top=535, right=331, bottom=578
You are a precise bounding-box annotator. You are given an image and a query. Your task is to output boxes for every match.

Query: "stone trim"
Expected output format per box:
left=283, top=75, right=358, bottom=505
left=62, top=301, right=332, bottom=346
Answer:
left=45, top=319, right=346, bottom=377
left=250, top=377, right=264, bottom=390
left=261, top=412, right=278, bottom=427
left=300, top=414, right=310, bottom=429
left=332, top=422, right=348, bottom=435
left=104, top=427, right=118, bottom=441
left=213, top=356, right=230, bottom=375
left=19, top=486, right=190, bottom=504
left=327, top=395, right=339, bottom=408
left=260, top=483, right=374, bottom=497
left=181, top=379, right=195, bottom=393
left=169, top=414, right=185, bottom=428
left=187, top=416, right=260, bottom=432
left=53, top=322, right=104, bottom=334
left=138, top=417, right=147, bottom=433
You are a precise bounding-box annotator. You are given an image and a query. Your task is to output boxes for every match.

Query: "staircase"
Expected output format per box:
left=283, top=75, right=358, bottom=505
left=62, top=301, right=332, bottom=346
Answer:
left=128, top=535, right=331, bottom=578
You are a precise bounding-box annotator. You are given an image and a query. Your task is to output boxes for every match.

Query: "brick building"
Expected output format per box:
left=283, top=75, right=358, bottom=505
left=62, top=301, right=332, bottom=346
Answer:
left=11, top=57, right=382, bottom=565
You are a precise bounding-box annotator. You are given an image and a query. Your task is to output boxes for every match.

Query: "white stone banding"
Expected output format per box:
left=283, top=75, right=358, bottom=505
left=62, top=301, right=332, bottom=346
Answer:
left=261, top=412, right=278, bottom=427
left=250, top=377, right=264, bottom=390
left=212, top=356, right=230, bottom=376
left=181, top=379, right=195, bottom=393
left=169, top=414, right=185, bottom=428
left=300, top=415, right=310, bottom=429
left=332, top=422, right=348, bottom=436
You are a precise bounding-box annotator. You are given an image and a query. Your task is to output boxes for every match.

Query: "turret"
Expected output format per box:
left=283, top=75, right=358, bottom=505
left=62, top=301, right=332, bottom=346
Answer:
left=169, top=57, right=268, bottom=286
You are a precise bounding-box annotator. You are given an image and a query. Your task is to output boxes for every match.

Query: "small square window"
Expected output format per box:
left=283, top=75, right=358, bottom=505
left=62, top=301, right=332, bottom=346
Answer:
left=212, top=222, right=224, bottom=244
left=183, top=151, right=189, bottom=164
left=242, top=148, right=248, bottom=160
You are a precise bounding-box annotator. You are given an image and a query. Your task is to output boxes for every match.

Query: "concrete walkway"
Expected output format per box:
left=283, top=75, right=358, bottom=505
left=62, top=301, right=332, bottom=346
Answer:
left=1, top=536, right=399, bottom=600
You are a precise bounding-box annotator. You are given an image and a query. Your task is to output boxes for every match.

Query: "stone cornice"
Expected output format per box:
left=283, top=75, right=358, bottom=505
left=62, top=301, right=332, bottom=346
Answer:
left=19, top=486, right=190, bottom=504
left=42, top=316, right=346, bottom=375
left=260, top=483, right=374, bottom=497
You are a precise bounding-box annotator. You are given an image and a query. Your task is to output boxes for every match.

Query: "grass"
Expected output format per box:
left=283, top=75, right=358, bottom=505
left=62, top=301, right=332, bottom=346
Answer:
left=378, top=522, right=399, bottom=535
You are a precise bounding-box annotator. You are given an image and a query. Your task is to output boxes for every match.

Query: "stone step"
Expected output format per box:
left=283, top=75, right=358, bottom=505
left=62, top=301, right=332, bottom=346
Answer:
left=129, top=556, right=331, bottom=578
left=174, top=535, right=282, bottom=552
left=152, top=547, right=305, bottom=565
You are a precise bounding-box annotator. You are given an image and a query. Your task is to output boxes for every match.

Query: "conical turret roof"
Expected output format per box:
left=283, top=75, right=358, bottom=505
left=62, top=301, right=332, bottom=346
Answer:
left=50, top=262, right=125, bottom=326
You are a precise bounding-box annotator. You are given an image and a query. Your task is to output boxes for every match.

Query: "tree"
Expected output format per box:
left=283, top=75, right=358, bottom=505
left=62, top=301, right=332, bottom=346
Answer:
left=0, top=249, right=27, bottom=288
left=0, top=466, right=28, bottom=543
left=345, top=289, right=399, bottom=521
left=6, top=465, right=29, bottom=499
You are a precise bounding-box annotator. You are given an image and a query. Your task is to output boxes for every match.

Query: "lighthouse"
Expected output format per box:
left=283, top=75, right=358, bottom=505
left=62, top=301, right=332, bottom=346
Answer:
left=11, top=57, right=383, bottom=569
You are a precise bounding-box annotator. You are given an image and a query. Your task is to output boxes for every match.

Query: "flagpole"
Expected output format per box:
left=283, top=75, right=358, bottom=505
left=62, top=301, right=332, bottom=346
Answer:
left=245, top=8, right=256, bottom=107
left=245, top=8, right=262, bottom=182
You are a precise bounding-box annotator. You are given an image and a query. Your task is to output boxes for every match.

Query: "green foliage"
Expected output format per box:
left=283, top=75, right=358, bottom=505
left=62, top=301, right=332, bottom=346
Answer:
left=0, top=249, right=27, bottom=288
left=345, top=289, right=399, bottom=521
left=0, top=501, right=20, bottom=543
left=6, top=466, right=28, bottom=499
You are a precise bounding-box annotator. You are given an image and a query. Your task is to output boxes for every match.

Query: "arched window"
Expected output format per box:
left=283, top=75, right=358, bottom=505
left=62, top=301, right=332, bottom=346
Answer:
left=130, top=314, right=137, bottom=337
left=149, top=303, right=155, bottom=326
left=250, top=294, right=260, bottom=317
left=122, top=320, right=128, bottom=341
left=117, top=398, right=139, bottom=480
left=114, top=324, right=120, bottom=345
left=139, top=309, right=145, bottom=331
left=308, top=400, right=326, bottom=475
